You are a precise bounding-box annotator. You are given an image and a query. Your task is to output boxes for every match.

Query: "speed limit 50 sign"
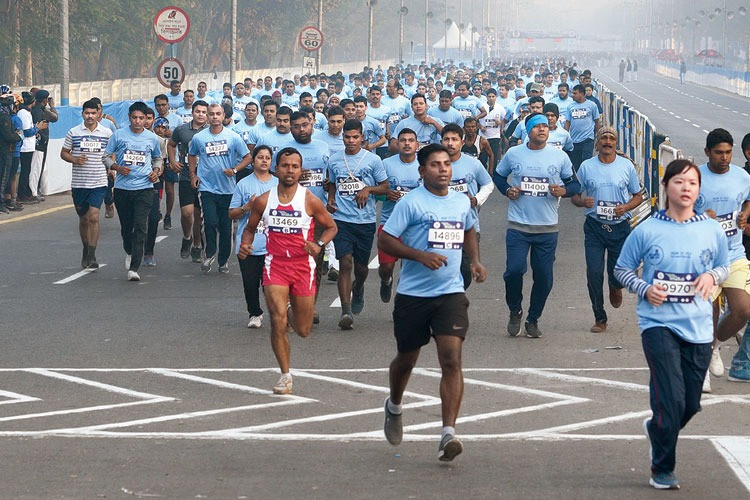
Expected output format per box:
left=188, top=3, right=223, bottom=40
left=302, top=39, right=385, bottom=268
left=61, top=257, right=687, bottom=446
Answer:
left=157, top=57, right=185, bottom=87
left=299, top=26, right=324, bottom=52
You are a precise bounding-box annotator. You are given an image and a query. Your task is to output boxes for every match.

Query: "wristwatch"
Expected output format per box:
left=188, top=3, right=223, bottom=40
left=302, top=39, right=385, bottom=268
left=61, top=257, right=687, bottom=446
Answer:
left=232, top=167, right=238, bottom=174
left=316, top=239, right=325, bottom=248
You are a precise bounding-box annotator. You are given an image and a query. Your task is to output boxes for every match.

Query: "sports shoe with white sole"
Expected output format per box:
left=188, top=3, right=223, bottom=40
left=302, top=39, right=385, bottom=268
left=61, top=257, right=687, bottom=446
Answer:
left=709, top=348, right=724, bottom=377
left=650, top=471, right=680, bottom=490
left=247, top=315, right=263, bottom=329
left=127, top=270, right=141, bottom=281
left=383, top=397, right=403, bottom=445
left=642, top=417, right=653, bottom=463
left=701, top=372, right=712, bottom=393
left=438, top=434, right=463, bottom=462
left=273, top=374, right=293, bottom=395
left=201, top=255, right=215, bottom=273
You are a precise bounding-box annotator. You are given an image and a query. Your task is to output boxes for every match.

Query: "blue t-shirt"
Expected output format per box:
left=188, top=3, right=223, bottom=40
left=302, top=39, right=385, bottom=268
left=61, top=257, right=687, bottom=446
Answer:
left=99, top=117, right=118, bottom=133
left=381, top=155, right=421, bottom=224
left=450, top=153, right=493, bottom=232
left=549, top=96, right=572, bottom=122
left=360, top=116, right=385, bottom=146
left=328, top=148, right=388, bottom=224
left=106, top=127, right=162, bottom=191
left=383, top=186, right=477, bottom=297
left=366, top=105, right=393, bottom=137
left=695, top=163, right=750, bottom=262
left=175, top=106, right=193, bottom=124
left=427, top=106, right=465, bottom=127
left=188, top=127, right=250, bottom=195
left=451, top=97, right=482, bottom=121
left=231, top=120, right=257, bottom=146
left=577, top=155, right=641, bottom=224
left=392, top=116, right=444, bottom=149
left=565, top=100, right=600, bottom=143
left=232, top=96, right=260, bottom=123
left=230, top=173, right=279, bottom=255
left=616, top=211, right=729, bottom=343
left=496, top=144, right=574, bottom=227
left=312, top=129, right=344, bottom=155
left=275, top=139, right=330, bottom=201
left=255, top=130, right=292, bottom=154
left=167, top=92, right=183, bottom=110
left=246, top=122, right=276, bottom=145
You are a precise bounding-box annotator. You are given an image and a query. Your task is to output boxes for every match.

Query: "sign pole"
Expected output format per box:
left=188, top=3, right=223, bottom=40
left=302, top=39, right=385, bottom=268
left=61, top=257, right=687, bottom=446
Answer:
left=316, top=0, right=323, bottom=74
left=230, top=0, right=237, bottom=85
left=61, top=0, right=69, bottom=105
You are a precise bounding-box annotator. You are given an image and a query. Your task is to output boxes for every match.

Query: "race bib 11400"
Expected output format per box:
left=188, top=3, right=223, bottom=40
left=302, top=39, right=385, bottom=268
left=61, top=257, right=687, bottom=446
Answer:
left=520, top=176, right=549, bottom=197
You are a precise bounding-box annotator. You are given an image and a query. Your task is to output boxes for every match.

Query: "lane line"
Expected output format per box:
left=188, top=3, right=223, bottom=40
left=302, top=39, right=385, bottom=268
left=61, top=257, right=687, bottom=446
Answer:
left=712, top=438, right=750, bottom=493
left=329, top=255, right=378, bottom=307
left=155, top=235, right=168, bottom=243
left=0, top=204, right=73, bottom=225
left=53, top=264, right=108, bottom=285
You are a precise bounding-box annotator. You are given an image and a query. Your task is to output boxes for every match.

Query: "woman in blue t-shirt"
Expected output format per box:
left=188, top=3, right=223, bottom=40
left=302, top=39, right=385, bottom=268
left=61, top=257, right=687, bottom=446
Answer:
left=615, top=159, right=729, bottom=490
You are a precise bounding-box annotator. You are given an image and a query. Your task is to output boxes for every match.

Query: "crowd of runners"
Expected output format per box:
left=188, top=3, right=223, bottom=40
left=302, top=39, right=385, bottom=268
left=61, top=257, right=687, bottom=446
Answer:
left=3, top=56, right=750, bottom=490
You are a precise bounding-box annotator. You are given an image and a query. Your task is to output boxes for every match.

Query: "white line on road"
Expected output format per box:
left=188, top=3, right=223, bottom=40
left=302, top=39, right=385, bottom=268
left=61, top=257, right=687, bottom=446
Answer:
left=693, top=124, right=701, bottom=128
left=712, top=437, right=750, bottom=493
left=0, top=389, right=41, bottom=405
left=329, top=255, right=378, bottom=307
left=155, top=235, right=168, bottom=243
left=53, top=264, right=108, bottom=285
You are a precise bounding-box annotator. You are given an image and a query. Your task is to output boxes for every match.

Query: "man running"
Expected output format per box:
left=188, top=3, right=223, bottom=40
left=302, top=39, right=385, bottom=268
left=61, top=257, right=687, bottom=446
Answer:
left=379, top=143, right=487, bottom=461
left=238, top=147, right=337, bottom=394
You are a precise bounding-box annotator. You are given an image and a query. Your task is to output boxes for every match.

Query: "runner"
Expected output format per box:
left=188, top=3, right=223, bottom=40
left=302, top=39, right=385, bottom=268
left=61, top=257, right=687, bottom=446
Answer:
left=614, top=159, right=729, bottom=490
left=379, top=143, right=487, bottom=461
left=461, top=117, right=494, bottom=171
left=103, top=101, right=163, bottom=281
left=188, top=103, right=252, bottom=274
left=564, top=84, right=601, bottom=171
left=238, top=147, right=337, bottom=394
left=60, top=98, right=112, bottom=269
left=494, top=113, right=579, bottom=337
left=229, top=145, right=278, bottom=328
left=378, top=127, right=421, bottom=303
left=254, top=106, right=293, bottom=155
left=478, top=88, right=505, bottom=171
left=571, top=126, right=642, bottom=332
left=426, top=90, right=464, bottom=127
left=389, top=94, right=444, bottom=152
left=353, top=96, right=386, bottom=152
left=327, top=119, right=389, bottom=329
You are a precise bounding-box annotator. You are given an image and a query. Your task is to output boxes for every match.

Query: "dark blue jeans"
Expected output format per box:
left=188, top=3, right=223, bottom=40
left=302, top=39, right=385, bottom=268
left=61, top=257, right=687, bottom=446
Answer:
left=571, top=138, right=594, bottom=172
left=584, top=216, right=630, bottom=323
left=642, top=327, right=711, bottom=474
left=503, top=229, right=558, bottom=324
left=199, top=191, right=232, bottom=266
left=113, top=188, right=154, bottom=271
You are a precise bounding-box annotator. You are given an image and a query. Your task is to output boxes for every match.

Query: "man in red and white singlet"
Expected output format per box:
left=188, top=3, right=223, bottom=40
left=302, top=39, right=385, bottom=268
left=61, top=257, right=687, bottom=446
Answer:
left=239, top=147, right=337, bottom=394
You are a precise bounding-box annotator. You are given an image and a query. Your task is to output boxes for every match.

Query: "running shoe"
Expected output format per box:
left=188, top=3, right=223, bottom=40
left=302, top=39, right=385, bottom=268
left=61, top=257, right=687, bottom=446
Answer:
left=5, top=201, right=23, bottom=211
left=0, top=204, right=8, bottom=214
left=590, top=322, right=607, bottom=333
left=218, top=263, right=229, bottom=274
left=327, top=268, right=339, bottom=282
left=191, top=246, right=203, bottom=263
left=163, top=215, right=172, bottom=230
left=338, top=312, right=354, bottom=330
left=247, top=315, right=263, bottom=329
left=507, top=310, right=522, bottom=337
left=728, top=365, right=750, bottom=382
left=273, top=374, right=293, bottom=395
left=383, top=397, right=403, bottom=445
left=649, top=471, right=680, bottom=490
left=87, top=253, right=99, bottom=270
left=127, top=270, right=141, bottom=281
left=642, top=417, right=652, bottom=462
left=709, top=348, right=724, bottom=377
left=525, top=321, right=543, bottom=338
left=180, top=237, right=192, bottom=259
left=702, top=373, right=712, bottom=393
left=438, top=434, right=463, bottom=462
left=380, top=277, right=393, bottom=303
left=201, top=255, right=215, bottom=273
left=351, top=281, right=365, bottom=314
left=143, top=254, right=156, bottom=267
left=312, top=311, right=320, bottom=325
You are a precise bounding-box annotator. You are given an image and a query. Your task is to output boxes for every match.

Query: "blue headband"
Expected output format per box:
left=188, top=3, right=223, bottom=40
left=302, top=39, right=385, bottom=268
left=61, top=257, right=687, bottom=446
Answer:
left=525, top=114, right=549, bottom=135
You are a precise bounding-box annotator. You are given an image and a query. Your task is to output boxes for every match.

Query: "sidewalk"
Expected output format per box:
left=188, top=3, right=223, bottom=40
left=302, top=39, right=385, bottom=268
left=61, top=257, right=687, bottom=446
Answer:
left=0, top=193, right=74, bottom=226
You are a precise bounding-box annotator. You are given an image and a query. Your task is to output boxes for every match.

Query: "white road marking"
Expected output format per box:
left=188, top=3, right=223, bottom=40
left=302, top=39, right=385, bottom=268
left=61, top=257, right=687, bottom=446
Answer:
left=713, top=437, right=750, bottom=493
left=53, top=264, right=108, bottom=284
left=693, top=124, right=701, bottom=128
left=0, top=389, right=40, bottom=405
left=155, top=235, right=168, bottom=243
left=329, top=255, right=379, bottom=307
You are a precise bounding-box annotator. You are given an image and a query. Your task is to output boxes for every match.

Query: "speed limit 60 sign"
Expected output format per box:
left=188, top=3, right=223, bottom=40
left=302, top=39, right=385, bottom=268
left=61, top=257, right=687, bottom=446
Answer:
left=299, top=26, right=324, bottom=52
left=157, top=57, right=185, bottom=87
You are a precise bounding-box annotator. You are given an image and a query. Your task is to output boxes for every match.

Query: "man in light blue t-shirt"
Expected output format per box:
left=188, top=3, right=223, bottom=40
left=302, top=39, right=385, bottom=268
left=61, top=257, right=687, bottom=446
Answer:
left=378, top=143, right=486, bottom=462
left=564, top=84, right=601, bottom=171
left=188, top=103, right=252, bottom=274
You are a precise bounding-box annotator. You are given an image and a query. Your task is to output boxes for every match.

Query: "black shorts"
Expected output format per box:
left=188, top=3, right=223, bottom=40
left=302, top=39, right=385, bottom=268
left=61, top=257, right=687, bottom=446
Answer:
left=178, top=180, right=200, bottom=208
left=393, top=292, right=470, bottom=353
left=333, top=220, right=376, bottom=264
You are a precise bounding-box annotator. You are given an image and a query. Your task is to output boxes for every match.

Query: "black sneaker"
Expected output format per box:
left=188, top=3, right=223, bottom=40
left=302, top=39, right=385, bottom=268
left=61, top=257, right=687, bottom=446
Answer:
left=164, top=215, right=172, bottom=230
left=191, top=246, right=203, bottom=263
left=0, top=204, right=8, bottom=214
left=5, top=202, right=23, bottom=211
left=380, top=277, right=393, bottom=303
left=180, top=238, right=192, bottom=259
left=507, top=310, right=523, bottom=337
left=327, top=268, right=339, bottom=282
left=383, top=397, right=403, bottom=445
left=525, top=321, right=543, bottom=338
left=438, top=434, right=463, bottom=462
left=338, top=312, right=354, bottom=330
left=352, top=281, right=365, bottom=315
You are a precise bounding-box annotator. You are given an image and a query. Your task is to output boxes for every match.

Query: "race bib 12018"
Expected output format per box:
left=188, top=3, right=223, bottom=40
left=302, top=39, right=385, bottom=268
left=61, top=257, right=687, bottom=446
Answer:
left=337, top=177, right=365, bottom=196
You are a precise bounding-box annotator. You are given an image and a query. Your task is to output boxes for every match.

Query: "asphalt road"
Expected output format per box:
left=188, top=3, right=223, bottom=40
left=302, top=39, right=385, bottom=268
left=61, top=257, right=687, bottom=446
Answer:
left=1, top=72, right=749, bottom=498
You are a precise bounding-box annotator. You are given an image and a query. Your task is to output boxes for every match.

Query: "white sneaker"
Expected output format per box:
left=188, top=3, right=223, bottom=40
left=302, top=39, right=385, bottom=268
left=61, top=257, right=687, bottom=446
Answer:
left=273, top=374, right=293, bottom=394
left=247, top=314, right=263, bottom=328
left=709, top=348, right=724, bottom=377
left=702, top=373, right=712, bottom=393
left=125, top=254, right=131, bottom=270
left=127, top=270, right=141, bottom=281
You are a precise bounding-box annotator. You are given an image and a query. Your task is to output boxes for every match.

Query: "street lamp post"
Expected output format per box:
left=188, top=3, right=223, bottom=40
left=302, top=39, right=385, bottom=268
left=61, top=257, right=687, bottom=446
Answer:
left=399, top=2, right=408, bottom=64
left=367, top=0, right=376, bottom=69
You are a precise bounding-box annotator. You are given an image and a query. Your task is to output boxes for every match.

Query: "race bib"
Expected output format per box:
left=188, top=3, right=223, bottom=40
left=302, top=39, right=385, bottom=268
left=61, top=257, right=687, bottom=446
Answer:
left=652, top=271, right=695, bottom=304
left=548, top=141, right=564, bottom=150
left=717, top=211, right=738, bottom=237
left=428, top=221, right=464, bottom=250
left=181, top=115, right=191, bottom=124
left=205, top=140, right=229, bottom=157
left=394, top=185, right=412, bottom=199
left=337, top=177, right=365, bottom=196
left=256, top=220, right=266, bottom=234
left=520, top=176, right=549, bottom=197
left=300, top=168, right=325, bottom=188
left=387, top=113, right=401, bottom=125
left=596, top=201, right=618, bottom=221
left=458, top=108, right=473, bottom=119
left=122, top=149, right=147, bottom=167
left=80, top=138, right=103, bottom=153
left=570, top=108, right=588, bottom=119
left=448, top=178, right=469, bottom=193
left=267, top=209, right=302, bottom=234
left=417, top=141, right=431, bottom=151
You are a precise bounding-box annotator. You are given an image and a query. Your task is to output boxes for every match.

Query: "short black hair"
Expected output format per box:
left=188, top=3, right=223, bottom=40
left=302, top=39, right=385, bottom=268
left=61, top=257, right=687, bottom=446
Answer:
left=262, top=100, right=279, bottom=111
left=439, top=90, right=453, bottom=99
left=543, top=103, right=560, bottom=117
left=82, top=99, right=99, bottom=111
left=290, top=110, right=309, bottom=122
left=327, top=106, right=344, bottom=117
left=441, top=123, right=464, bottom=139
left=276, top=146, right=302, bottom=165
left=742, top=133, right=750, bottom=152
left=128, top=101, right=149, bottom=115
left=153, top=94, right=168, bottom=104
left=528, top=96, right=546, bottom=106
left=277, top=106, right=293, bottom=117
left=557, top=83, right=569, bottom=90
left=193, top=100, right=209, bottom=111
left=353, top=96, right=368, bottom=104
left=706, top=128, right=734, bottom=150
left=417, top=143, right=450, bottom=166
left=397, top=127, right=417, bottom=140
left=343, top=119, right=363, bottom=133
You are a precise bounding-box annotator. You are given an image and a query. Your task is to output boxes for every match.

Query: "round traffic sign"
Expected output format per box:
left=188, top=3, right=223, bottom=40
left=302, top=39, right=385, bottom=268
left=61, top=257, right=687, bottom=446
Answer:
left=157, top=57, right=185, bottom=87
left=154, top=6, right=190, bottom=44
left=299, top=26, right=324, bottom=52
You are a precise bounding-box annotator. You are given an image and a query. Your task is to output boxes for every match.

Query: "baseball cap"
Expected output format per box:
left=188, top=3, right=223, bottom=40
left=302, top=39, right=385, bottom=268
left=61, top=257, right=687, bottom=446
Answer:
left=529, top=83, right=544, bottom=93
left=153, top=117, right=169, bottom=128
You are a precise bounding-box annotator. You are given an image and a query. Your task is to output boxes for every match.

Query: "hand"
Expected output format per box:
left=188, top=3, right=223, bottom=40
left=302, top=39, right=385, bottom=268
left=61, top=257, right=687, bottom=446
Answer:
left=326, top=200, right=338, bottom=214
left=418, top=251, right=448, bottom=270
left=386, top=190, right=403, bottom=202
left=191, top=175, right=200, bottom=189
left=705, top=209, right=716, bottom=219
left=470, top=261, right=487, bottom=282
left=549, top=184, right=565, bottom=198
left=36, top=121, right=49, bottom=130
left=223, top=168, right=235, bottom=177
left=614, top=204, right=628, bottom=217
left=469, top=196, right=478, bottom=207
left=73, top=155, right=87, bottom=166
left=305, top=240, right=322, bottom=257
left=583, top=196, right=595, bottom=208
left=238, top=243, right=253, bottom=259
left=507, top=186, right=521, bottom=200
left=646, top=283, right=668, bottom=307
left=478, top=124, right=487, bottom=133
left=354, top=187, right=370, bottom=208
left=168, top=161, right=183, bottom=173
left=692, top=273, right=715, bottom=301
left=738, top=213, right=749, bottom=231
left=117, top=165, right=131, bottom=176
left=148, top=169, right=160, bottom=183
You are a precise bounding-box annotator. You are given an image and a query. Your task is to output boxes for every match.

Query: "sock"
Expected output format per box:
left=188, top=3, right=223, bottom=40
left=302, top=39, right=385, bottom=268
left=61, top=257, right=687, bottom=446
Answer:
left=341, top=302, right=352, bottom=315
left=387, top=398, right=402, bottom=415
left=281, top=372, right=291, bottom=379
left=442, top=426, right=455, bottom=438
left=88, top=245, right=96, bottom=260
